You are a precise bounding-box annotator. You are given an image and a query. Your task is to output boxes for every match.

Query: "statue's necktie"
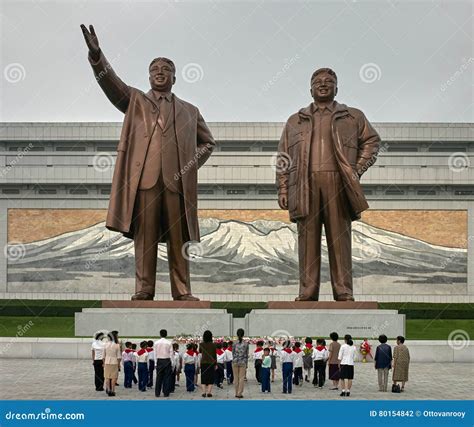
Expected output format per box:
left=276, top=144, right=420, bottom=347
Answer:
left=157, top=96, right=170, bottom=129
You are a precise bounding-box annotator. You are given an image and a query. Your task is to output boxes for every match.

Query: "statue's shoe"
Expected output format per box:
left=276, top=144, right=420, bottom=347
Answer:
left=131, top=292, right=154, bottom=301
left=175, top=294, right=200, bottom=301
left=294, top=296, right=318, bottom=302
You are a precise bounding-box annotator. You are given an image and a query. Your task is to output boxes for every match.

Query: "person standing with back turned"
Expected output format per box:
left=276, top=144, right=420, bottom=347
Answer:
left=232, top=328, right=249, bottom=399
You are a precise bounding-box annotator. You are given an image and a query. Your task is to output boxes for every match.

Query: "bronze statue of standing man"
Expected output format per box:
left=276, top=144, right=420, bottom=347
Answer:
left=81, top=25, right=215, bottom=301
left=277, top=68, right=380, bottom=301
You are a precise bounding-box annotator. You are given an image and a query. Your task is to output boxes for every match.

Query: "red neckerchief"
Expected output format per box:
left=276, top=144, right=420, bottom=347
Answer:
left=283, top=348, right=292, bottom=354
left=137, top=349, right=147, bottom=356
left=124, top=348, right=133, bottom=353
left=316, top=345, right=326, bottom=351
left=146, top=347, right=153, bottom=352
left=186, top=349, right=195, bottom=356
left=226, top=346, right=232, bottom=352
left=254, top=347, right=263, bottom=353
left=293, top=347, right=302, bottom=353
left=305, top=343, right=313, bottom=349
left=216, top=349, right=224, bottom=356
left=194, top=350, right=199, bottom=355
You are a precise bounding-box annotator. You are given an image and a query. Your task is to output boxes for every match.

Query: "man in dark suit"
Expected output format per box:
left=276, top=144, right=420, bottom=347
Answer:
left=81, top=25, right=216, bottom=301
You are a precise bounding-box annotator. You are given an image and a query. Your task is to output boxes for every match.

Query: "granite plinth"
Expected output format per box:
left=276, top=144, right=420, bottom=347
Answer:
left=267, top=301, right=378, bottom=309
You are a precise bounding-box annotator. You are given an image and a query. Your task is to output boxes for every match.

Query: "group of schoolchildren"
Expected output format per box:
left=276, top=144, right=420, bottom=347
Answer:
left=119, top=340, right=235, bottom=393
left=251, top=333, right=356, bottom=396
left=92, top=330, right=383, bottom=398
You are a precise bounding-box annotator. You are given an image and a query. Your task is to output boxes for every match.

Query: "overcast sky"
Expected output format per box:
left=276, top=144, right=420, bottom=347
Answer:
left=0, top=0, right=472, bottom=123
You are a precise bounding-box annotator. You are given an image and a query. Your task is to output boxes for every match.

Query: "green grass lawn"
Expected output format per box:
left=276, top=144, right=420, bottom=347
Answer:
left=0, top=316, right=76, bottom=338
left=405, top=319, right=474, bottom=340
left=0, top=316, right=472, bottom=339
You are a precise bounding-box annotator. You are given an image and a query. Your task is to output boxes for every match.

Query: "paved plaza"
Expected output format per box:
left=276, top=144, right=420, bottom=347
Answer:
left=0, top=359, right=472, bottom=401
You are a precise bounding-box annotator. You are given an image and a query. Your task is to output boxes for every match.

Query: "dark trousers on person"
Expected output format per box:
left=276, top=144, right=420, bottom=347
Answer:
left=170, top=368, right=177, bottom=393
left=261, top=367, right=271, bottom=392
left=293, top=367, right=303, bottom=385
left=147, top=359, right=155, bottom=387
left=138, top=362, right=148, bottom=391
left=282, top=362, right=293, bottom=393
left=93, top=360, right=104, bottom=391
left=132, top=364, right=138, bottom=384
left=215, top=363, right=225, bottom=386
left=123, top=361, right=134, bottom=388
left=226, top=361, right=234, bottom=384
left=184, top=363, right=196, bottom=392
left=155, top=358, right=172, bottom=397
left=255, top=359, right=262, bottom=384
left=313, top=360, right=326, bottom=387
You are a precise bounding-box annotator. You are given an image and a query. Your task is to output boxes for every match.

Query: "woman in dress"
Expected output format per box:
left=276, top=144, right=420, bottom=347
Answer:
left=392, top=335, right=410, bottom=392
left=328, top=332, right=341, bottom=390
left=103, top=331, right=121, bottom=396
left=199, top=330, right=217, bottom=397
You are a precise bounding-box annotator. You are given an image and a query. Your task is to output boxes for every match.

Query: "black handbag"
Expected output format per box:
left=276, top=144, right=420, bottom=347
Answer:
left=392, top=384, right=401, bottom=393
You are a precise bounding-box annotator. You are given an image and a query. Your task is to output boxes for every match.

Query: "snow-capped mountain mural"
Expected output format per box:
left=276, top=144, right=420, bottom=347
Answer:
left=6, top=219, right=466, bottom=295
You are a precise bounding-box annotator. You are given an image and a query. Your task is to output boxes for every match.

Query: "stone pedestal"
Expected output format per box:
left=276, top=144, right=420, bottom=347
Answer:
left=75, top=308, right=232, bottom=337
left=74, top=301, right=404, bottom=338
left=267, top=301, right=378, bottom=309
left=245, top=309, right=405, bottom=338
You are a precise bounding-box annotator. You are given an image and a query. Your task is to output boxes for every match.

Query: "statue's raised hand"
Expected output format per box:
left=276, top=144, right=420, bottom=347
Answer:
left=80, top=24, right=100, bottom=61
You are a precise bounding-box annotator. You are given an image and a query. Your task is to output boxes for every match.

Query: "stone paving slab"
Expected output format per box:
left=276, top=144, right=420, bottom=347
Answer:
left=0, top=359, right=472, bottom=401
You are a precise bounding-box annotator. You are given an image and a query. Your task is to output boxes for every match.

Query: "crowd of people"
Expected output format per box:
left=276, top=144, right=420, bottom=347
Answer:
left=91, top=329, right=411, bottom=398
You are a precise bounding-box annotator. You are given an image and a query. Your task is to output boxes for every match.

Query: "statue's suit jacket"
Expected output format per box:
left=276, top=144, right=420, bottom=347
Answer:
left=88, top=51, right=215, bottom=241
left=277, top=101, right=380, bottom=222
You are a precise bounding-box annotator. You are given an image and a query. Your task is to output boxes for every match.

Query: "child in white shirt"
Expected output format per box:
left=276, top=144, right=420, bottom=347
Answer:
left=136, top=341, right=149, bottom=392
left=292, top=342, right=304, bottom=386
left=280, top=340, right=295, bottom=394
left=312, top=338, right=329, bottom=388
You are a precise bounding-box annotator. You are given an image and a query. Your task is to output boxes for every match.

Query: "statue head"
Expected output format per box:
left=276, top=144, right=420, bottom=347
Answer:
left=310, top=67, right=338, bottom=102
left=149, top=57, right=176, bottom=92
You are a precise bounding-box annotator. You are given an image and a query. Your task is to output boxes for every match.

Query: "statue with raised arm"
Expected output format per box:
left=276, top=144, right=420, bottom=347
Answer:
left=276, top=68, right=381, bottom=302
left=81, top=25, right=215, bottom=301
